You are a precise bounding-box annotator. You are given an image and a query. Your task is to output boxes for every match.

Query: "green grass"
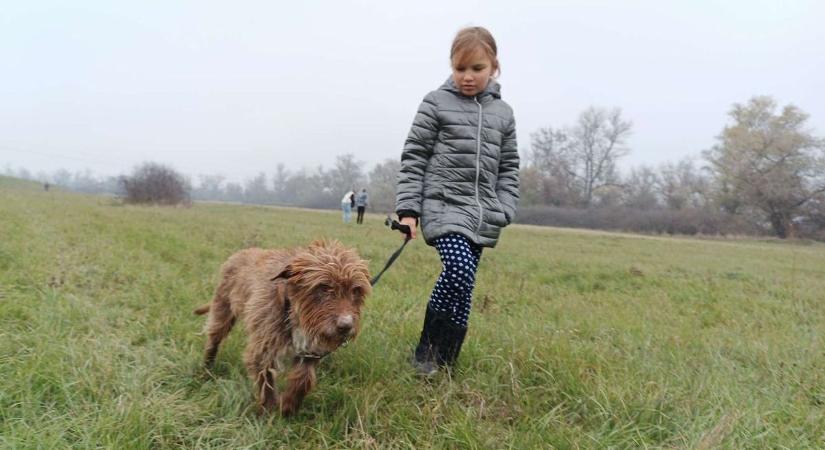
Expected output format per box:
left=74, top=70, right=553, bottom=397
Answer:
left=1, top=175, right=824, bottom=449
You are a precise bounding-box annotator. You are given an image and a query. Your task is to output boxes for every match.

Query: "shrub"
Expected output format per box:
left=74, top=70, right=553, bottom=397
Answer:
left=119, top=163, right=191, bottom=206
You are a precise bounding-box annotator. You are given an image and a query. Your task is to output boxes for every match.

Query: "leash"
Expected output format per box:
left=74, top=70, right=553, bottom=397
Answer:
left=370, top=216, right=412, bottom=286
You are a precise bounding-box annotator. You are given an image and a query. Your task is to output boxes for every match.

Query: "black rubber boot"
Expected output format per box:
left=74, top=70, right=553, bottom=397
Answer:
left=412, top=307, right=444, bottom=377
left=436, top=319, right=468, bottom=368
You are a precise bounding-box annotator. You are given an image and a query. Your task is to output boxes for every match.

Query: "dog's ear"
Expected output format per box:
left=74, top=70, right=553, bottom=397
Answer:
left=308, top=239, right=327, bottom=250
left=272, top=264, right=293, bottom=281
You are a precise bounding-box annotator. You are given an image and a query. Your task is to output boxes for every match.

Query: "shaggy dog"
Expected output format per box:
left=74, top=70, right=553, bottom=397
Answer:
left=194, top=240, right=371, bottom=416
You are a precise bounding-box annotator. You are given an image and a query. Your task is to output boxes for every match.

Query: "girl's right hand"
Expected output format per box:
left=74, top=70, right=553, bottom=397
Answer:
left=400, top=217, right=417, bottom=240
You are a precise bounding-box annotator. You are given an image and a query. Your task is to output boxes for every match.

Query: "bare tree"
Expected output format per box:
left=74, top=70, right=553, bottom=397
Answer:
left=244, top=172, right=271, bottom=204
left=272, top=163, right=289, bottom=202
left=574, top=107, right=633, bottom=206
left=528, top=127, right=581, bottom=206
left=367, top=158, right=400, bottom=213
left=329, top=154, right=365, bottom=193
left=704, top=96, right=825, bottom=238
left=281, top=166, right=335, bottom=208
left=529, top=107, right=632, bottom=207
left=657, top=158, right=709, bottom=210
left=224, top=182, right=244, bottom=203
left=194, top=174, right=226, bottom=201
left=623, top=165, right=660, bottom=209
left=518, top=166, right=546, bottom=206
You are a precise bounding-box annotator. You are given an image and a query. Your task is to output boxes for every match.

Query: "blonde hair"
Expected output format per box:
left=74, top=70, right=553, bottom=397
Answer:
left=450, top=26, right=500, bottom=77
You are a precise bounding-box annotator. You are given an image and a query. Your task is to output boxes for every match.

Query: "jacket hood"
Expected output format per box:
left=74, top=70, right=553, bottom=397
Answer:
left=440, top=77, right=502, bottom=99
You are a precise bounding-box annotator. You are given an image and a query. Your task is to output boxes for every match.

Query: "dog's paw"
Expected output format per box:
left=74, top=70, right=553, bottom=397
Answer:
left=279, top=398, right=301, bottom=417
left=257, top=399, right=278, bottom=417
left=259, top=392, right=279, bottom=413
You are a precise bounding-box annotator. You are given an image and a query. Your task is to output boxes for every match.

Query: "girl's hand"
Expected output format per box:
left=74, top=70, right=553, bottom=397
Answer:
left=400, top=217, right=417, bottom=240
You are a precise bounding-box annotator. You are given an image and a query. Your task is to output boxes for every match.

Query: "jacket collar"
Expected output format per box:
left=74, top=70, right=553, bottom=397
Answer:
left=440, top=77, right=502, bottom=100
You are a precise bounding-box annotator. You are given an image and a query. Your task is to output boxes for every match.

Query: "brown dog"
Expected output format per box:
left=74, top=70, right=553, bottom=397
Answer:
left=194, top=240, right=371, bottom=416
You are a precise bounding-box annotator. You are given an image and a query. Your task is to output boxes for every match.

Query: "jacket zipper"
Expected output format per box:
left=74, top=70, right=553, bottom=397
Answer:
left=474, top=96, right=483, bottom=235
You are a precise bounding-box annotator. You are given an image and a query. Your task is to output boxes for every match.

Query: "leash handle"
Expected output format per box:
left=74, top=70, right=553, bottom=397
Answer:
left=385, top=216, right=412, bottom=239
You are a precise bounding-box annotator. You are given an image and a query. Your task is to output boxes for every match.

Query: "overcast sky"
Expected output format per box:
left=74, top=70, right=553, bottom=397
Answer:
left=2, top=0, right=823, bottom=183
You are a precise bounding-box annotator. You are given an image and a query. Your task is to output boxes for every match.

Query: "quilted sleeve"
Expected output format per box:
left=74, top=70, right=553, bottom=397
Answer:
left=496, top=114, right=520, bottom=223
left=396, top=92, right=439, bottom=216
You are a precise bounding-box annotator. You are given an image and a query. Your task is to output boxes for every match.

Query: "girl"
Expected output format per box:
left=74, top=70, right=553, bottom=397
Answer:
left=395, top=26, right=520, bottom=375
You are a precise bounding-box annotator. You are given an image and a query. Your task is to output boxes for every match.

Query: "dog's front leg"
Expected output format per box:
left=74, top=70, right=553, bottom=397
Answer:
left=255, top=367, right=279, bottom=413
left=246, top=345, right=282, bottom=414
left=279, top=359, right=317, bottom=417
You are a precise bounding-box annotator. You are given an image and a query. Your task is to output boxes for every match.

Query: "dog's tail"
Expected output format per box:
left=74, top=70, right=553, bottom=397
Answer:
left=193, top=303, right=211, bottom=315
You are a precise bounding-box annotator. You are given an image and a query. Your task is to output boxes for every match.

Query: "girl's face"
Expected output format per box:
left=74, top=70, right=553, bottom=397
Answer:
left=451, top=49, right=495, bottom=97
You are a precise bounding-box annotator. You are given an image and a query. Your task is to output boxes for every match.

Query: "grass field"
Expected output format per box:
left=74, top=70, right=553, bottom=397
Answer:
left=1, top=175, right=824, bottom=449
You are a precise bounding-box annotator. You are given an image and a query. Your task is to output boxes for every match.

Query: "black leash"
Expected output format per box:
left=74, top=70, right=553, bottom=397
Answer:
left=370, top=217, right=412, bottom=286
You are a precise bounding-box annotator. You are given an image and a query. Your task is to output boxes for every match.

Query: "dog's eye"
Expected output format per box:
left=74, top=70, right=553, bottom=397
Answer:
left=314, top=284, right=333, bottom=299
left=352, top=286, right=367, bottom=303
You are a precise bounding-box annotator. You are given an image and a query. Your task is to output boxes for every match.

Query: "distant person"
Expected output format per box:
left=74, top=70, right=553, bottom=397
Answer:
left=341, top=190, right=354, bottom=223
left=44, top=182, right=50, bottom=191
left=355, top=188, right=369, bottom=224
left=395, top=26, right=520, bottom=376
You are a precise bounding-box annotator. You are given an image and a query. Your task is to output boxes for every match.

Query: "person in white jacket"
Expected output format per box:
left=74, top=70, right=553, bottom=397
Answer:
left=341, top=190, right=354, bottom=223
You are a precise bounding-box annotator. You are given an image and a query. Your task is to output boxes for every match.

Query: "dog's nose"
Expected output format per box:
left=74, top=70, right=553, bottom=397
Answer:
left=336, top=314, right=354, bottom=335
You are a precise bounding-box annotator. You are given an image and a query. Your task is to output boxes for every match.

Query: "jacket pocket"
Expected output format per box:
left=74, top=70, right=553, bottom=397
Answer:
left=483, top=208, right=508, bottom=227
left=422, top=198, right=445, bottom=224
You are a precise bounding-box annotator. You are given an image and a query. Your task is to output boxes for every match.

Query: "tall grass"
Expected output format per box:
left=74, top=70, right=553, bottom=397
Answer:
left=1, top=176, right=823, bottom=449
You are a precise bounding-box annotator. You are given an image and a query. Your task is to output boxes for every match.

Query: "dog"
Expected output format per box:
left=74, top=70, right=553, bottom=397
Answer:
left=194, top=240, right=371, bottom=416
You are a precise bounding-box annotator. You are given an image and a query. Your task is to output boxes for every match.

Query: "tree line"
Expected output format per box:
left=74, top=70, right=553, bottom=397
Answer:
left=520, top=96, right=824, bottom=239
left=7, top=95, right=823, bottom=239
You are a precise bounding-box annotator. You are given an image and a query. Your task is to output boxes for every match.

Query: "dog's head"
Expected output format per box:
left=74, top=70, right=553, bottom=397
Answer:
left=278, top=240, right=371, bottom=352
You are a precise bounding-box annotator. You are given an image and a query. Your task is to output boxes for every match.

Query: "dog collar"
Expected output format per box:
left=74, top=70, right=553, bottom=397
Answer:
left=296, top=351, right=329, bottom=362
left=280, top=283, right=345, bottom=364
left=283, top=294, right=332, bottom=363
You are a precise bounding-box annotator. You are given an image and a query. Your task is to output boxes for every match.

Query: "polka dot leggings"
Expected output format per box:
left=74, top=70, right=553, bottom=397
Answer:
left=428, top=234, right=483, bottom=328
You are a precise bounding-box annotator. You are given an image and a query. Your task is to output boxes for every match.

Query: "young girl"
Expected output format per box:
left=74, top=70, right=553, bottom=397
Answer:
left=395, top=26, right=520, bottom=375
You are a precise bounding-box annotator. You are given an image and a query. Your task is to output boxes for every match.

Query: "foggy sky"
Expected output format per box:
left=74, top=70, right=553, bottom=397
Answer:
left=2, top=0, right=823, bottom=183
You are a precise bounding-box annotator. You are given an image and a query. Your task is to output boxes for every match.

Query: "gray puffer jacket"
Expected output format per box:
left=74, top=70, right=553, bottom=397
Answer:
left=396, top=77, right=520, bottom=248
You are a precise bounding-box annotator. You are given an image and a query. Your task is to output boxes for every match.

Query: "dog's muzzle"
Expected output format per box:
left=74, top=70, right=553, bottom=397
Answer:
left=335, top=314, right=355, bottom=337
